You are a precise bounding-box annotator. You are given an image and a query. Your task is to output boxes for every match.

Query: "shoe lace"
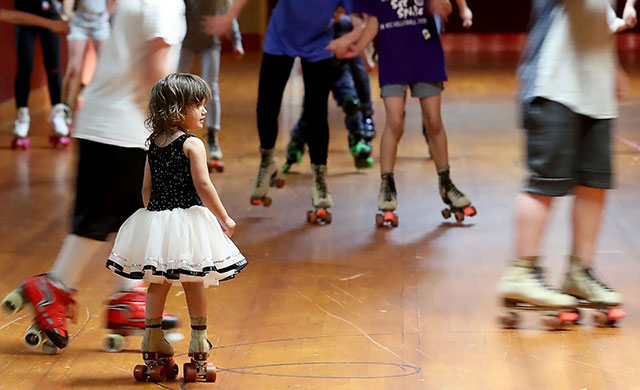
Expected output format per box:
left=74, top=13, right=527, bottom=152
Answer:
left=381, top=175, right=396, bottom=202
left=533, top=267, right=561, bottom=293
left=256, top=163, right=270, bottom=188
left=314, top=169, right=328, bottom=197
left=448, top=183, right=464, bottom=199
left=584, top=268, right=613, bottom=292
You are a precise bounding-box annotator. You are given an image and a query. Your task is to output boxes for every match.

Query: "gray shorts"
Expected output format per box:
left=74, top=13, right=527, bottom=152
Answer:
left=523, top=97, right=613, bottom=196
left=380, top=82, right=444, bottom=98
left=68, top=11, right=110, bottom=41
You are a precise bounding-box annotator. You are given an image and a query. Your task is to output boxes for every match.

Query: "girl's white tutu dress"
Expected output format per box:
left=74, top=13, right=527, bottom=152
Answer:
left=106, top=134, right=247, bottom=287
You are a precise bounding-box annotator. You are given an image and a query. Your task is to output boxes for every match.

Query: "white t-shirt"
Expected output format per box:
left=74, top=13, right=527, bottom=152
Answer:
left=533, top=0, right=617, bottom=119
left=73, top=0, right=186, bottom=149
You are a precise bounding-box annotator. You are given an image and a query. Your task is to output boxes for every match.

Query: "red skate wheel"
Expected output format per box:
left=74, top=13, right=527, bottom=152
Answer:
left=609, top=307, right=625, bottom=321
left=183, top=362, right=197, bottom=382
left=558, top=310, right=580, bottom=324
left=205, top=362, right=217, bottom=382
left=250, top=199, right=262, bottom=206
left=383, top=211, right=394, bottom=223
left=316, top=209, right=327, bottom=218
left=165, top=359, right=179, bottom=380
left=375, top=213, right=383, bottom=227
left=133, top=365, right=148, bottom=381
left=464, top=206, right=477, bottom=217
left=324, top=212, right=332, bottom=224
left=149, top=365, right=166, bottom=382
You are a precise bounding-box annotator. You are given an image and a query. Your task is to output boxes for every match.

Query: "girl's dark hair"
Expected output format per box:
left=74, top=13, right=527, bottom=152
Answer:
left=145, top=73, right=212, bottom=145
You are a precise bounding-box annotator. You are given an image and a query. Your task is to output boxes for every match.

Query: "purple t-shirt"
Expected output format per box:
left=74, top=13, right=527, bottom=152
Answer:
left=354, top=0, right=447, bottom=86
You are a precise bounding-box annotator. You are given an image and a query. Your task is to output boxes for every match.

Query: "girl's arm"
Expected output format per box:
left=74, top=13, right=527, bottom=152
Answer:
left=623, top=0, right=637, bottom=28
left=327, top=13, right=369, bottom=59
left=454, top=0, right=472, bottom=28
left=183, top=137, right=236, bottom=237
left=142, top=157, right=152, bottom=207
left=0, top=9, right=70, bottom=34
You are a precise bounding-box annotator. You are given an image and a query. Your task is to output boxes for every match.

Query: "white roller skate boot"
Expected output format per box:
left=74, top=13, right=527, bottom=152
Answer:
left=438, top=164, right=476, bottom=222
left=183, top=317, right=216, bottom=382
left=376, top=172, right=398, bottom=227
left=250, top=148, right=284, bottom=207
left=49, top=103, right=71, bottom=148
left=11, top=107, right=31, bottom=150
left=133, top=318, right=178, bottom=382
left=307, top=164, right=333, bottom=224
left=497, top=257, right=579, bottom=330
left=561, top=256, right=625, bottom=327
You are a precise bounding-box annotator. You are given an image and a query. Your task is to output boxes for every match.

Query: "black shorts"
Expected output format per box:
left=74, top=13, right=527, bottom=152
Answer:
left=72, top=139, right=146, bottom=241
left=522, top=98, right=613, bottom=196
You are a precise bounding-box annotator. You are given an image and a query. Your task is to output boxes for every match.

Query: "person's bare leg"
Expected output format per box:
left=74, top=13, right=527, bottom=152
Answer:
left=379, top=97, right=405, bottom=173
left=62, top=39, right=88, bottom=109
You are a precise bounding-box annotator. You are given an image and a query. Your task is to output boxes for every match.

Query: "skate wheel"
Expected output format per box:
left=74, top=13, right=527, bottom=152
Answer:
left=608, top=307, right=626, bottom=322
left=183, top=362, right=197, bottom=382
left=208, top=160, right=224, bottom=173
left=307, top=210, right=317, bottom=224
left=24, top=325, right=43, bottom=349
left=561, top=309, right=581, bottom=324
left=498, top=311, right=520, bottom=329
left=165, top=358, right=179, bottom=380
left=274, top=178, right=285, bottom=188
left=593, top=310, right=612, bottom=327
left=391, top=214, right=399, bottom=227
left=541, top=314, right=562, bottom=331
left=149, top=365, right=166, bottom=382
left=2, top=289, right=25, bottom=314
left=455, top=211, right=465, bottom=223
left=134, top=365, right=148, bottom=381
left=59, top=137, right=70, bottom=147
left=42, top=341, right=57, bottom=355
left=104, top=334, right=125, bottom=353
left=205, top=362, right=217, bottom=382
left=441, top=208, right=451, bottom=219
left=317, top=209, right=327, bottom=218
left=282, top=163, right=291, bottom=173
left=375, top=213, right=384, bottom=227
left=324, top=211, right=332, bottom=224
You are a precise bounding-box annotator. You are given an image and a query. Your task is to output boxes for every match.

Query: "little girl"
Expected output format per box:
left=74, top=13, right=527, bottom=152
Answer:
left=106, top=73, right=247, bottom=382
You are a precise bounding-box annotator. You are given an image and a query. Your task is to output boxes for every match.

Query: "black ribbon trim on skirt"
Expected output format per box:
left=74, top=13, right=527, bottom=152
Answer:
left=105, top=258, right=248, bottom=282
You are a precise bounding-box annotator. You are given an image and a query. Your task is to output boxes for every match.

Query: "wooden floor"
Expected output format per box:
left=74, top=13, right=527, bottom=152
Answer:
left=1, top=38, right=640, bottom=389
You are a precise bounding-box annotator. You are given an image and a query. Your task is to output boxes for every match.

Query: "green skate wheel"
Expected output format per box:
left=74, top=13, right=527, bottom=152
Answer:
left=355, top=157, right=374, bottom=169
left=282, top=163, right=291, bottom=173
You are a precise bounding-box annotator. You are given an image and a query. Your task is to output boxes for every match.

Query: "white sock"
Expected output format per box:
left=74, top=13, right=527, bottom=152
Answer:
left=49, top=234, right=106, bottom=289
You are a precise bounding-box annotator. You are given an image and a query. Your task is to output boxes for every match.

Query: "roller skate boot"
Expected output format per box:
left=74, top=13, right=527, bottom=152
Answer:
left=344, top=98, right=373, bottom=169
left=497, top=258, right=579, bottom=330
left=376, top=172, right=398, bottom=227
left=207, top=127, right=224, bottom=173
left=11, top=107, right=31, bottom=150
left=250, top=148, right=285, bottom=207
left=1, top=274, right=76, bottom=354
left=133, top=318, right=179, bottom=382
left=307, top=164, right=333, bottom=224
left=282, top=122, right=306, bottom=173
left=183, top=317, right=216, bottom=382
left=561, top=256, right=625, bottom=327
left=49, top=103, right=71, bottom=148
left=361, top=104, right=376, bottom=139
left=104, top=284, right=180, bottom=353
left=438, top=165, right=476, bottom=222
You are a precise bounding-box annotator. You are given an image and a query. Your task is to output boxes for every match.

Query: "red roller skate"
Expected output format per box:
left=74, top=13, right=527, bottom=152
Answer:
left=104, top=284, right=179, bottom=352
left=1, top=274, right=76, bottom=354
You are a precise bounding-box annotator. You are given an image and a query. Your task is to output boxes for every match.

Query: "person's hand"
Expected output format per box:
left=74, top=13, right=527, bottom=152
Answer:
left=326, top=35, right=354, bottom=59
left=430, top=0, right=452, bottom=22
left=201, top=14, right=233, bottom=36
left=233, top=45, right=245, bottom=59
left=616, top=66, right=630, bottom=100
left=460, top=6, right=473, bottom=28
left=50, top=20, right=70, bottom=35
left=221, top=216, right=236, bottom=237
left=623, top=3, right=637, bottom=28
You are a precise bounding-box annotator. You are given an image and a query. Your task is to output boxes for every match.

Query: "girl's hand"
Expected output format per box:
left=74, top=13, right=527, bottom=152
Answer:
left=233, top=45, right=245, bottom=59
left=623, top=3, right=637, bottom=28
left=221, top=216, right=236, bottom=237
left=50, top=20, right=70, bottom=35
left=460, top=6, right=473, bottom=28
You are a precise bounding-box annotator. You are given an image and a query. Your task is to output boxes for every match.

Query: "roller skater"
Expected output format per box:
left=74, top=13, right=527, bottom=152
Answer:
left=438, top=165, right=476, bottom=222
left=183, top=317, right=217, bottom=382
left=134, top=318, right=179, bottom=382
left=307, top=164, right=333, bottom=224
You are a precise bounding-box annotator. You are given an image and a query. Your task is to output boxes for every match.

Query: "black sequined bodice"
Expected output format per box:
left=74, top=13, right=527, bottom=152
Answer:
left=147, top=134, right=203, bottom=211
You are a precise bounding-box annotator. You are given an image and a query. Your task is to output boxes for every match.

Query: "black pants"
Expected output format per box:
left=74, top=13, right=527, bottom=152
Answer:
left=256, top=53, right=332, bottom=165
left=14, top=24, right=62, bottom=108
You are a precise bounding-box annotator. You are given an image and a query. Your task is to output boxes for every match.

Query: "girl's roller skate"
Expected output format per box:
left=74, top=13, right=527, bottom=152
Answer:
left=183, top=317, right=216, bottom=383
left=207, top=128, right=224, bottom=173
left=1, top=274, right=76, bottom=354
left=348, top=129, right=374, bottom=169
left=438, top=165, right=476, bottom=222
left=11, top=107, right=31, bottom=150
left=49, top=104, right=71, bottom=148
left=282, top=122, right=306, bottom=173
left=376, top=172, right=398, bottom=227
left=133, top=318, right=179, bottom=382
left=250, top=148, right=285, bottom=207
left=344, top=97, right=373, bottom=169
left=497, top=258, right=579, bottom=330
left=104, top=284, right=180, bottom=353
left=307, top=164, right=333, bottom=224
left=561, top=256, right=625, bottom=327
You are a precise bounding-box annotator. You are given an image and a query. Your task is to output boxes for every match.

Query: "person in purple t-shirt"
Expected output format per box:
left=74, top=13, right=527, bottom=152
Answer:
left=329, top=0, right=476, bottom=226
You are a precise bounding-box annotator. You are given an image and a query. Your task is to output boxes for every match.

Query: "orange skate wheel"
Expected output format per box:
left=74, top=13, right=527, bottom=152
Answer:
left=464, top=206, right=477, bottom=217
left=149, top=365, right=166, bottom=382
left=558, top=310, right=580, bottom=324
left=316, top=209, right=327, bottom=218
left=165, top=359, right=179, bottom=380
left=205, top=362, right=217, bottom=382
left=609, top=307, right=625, bottom=321
left=133, top=365, right=147, bottom=381
left=183, top=362, right=197, bottom=382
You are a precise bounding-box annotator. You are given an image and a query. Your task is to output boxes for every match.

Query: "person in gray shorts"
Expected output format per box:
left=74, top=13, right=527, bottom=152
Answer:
left=61, top=0, right=110, bottom=122
left=497, top=0, right=637, bottom=328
